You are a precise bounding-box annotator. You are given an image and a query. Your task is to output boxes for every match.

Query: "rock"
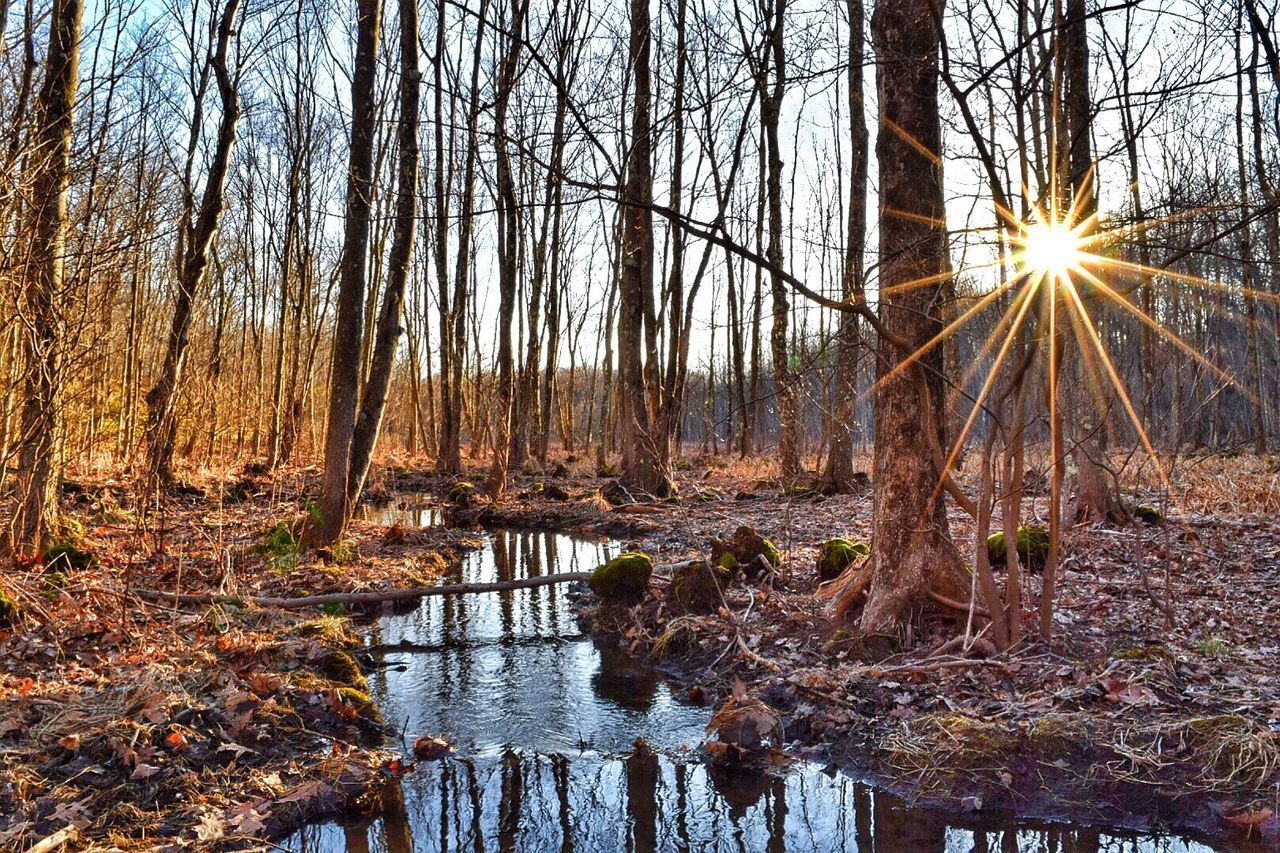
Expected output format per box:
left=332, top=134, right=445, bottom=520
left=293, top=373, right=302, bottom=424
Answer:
left=1133, top=504, right=1165, bottom=525
left=41, top=542, right=98, bottom=573
left=711, top=525, right=782, bottom=579
left=597, top=463, right=621, bottom=478
left=0, top=588, right=22, bottom=627
left=987, top=524, right=1050, bottom=567
left=599, top=479, right=635, bottom=506
left=670, top=560, right=730, bottom=614
left=447, top=481, right=476, bottom=505
left=588, top=552, right=653, bottom=601
left=543, top=483, right=571, bottom=501
left=551, top=463, right=571, bottom=478
left=816, top=537, right=869, bottom=582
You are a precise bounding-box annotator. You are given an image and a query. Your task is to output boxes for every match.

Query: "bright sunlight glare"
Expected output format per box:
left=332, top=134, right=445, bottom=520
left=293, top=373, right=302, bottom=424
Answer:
left=1020, top=221, right=1084, bottom=278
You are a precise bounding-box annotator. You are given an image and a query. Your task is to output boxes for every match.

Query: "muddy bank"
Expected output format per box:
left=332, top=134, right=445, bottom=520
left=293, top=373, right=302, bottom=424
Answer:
left=0, top=470, right=479, bottom=848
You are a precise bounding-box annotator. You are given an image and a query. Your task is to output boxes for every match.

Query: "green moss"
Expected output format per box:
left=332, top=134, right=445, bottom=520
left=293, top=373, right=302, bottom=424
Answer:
left=0, top=588, right=22, bottom=626
left=761, top=538, right=781, bottom=568
left=42, top=571, right=69, bottom=597
left=447, top=481, right=476, bottom=505
left=987, top=524, right=1050, bottom=566
left=254, top=521, right=301, bottom=573
left=816, top=538, right=869, bottom=582
left=41, top=543, right=98, bottom=573
left=336, top=687, right=383, bottom=724
left=588, top=552, right=653, bottom=602
left=296, top=615, right=356, bottom=645
left=597, top=463, right=620, bottom=478
left=670, top=561, right=729, bottom=614
left=782, top=484, right=816, bottom=498
left=53, top=516, right=85, bottom=543
left=320, top=650, right=369, bottom=691
left=711, top=525, right=782, bottom=578
left=1133, top=504, right=1165, bottom=525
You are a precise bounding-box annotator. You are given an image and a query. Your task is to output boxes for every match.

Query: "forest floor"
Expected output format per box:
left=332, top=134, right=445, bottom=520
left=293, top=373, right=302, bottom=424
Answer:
left=0, top=468, right=483, bottom=849
left=1, top=451, right=1277, bottom=849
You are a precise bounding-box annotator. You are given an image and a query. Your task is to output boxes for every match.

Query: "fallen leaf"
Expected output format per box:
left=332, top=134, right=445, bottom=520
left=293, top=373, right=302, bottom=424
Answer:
left=131, top=762, right=161, bottom=780
left=413, top=736, right=453, bottom=759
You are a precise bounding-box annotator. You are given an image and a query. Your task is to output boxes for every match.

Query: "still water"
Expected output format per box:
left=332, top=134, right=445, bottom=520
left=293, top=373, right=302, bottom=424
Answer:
left=286, top=521, right=1224, bottom=852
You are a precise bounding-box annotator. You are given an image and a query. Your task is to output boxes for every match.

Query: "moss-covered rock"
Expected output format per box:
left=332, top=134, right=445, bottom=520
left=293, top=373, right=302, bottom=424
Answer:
left=41, top=543, right=98, bottom=573
left=711, top=526, right=782, bottom=578
left=670, top=560, right=730, bottom=614
left=816, top=538, right=869, bottom=582
left=447, top=481, right=476, bottom=505
left=599, top=479, right=635, bottom=506
left=1133, top=504, right=1165, bottom=525
left=597, top=463, right=621, bottom=478
left=319, top=650, right=369, bottom=691
left=588, top=552, right=653, bottom=602
left=0, top=588, right=22, bottom=627
left=42, top=571, right=69, bottom=597
left=336, top=686, right=383, bottom=725
left=987, top=524, right=1050, bottom=567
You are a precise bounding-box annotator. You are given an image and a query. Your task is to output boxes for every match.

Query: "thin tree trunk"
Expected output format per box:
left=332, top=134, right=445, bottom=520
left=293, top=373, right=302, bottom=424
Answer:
left=307, top=0, right=381, bottom=545
left=8, top=0, right=83, bottom=554
left=145, top=0, right=242, bottom=488
left=346, top=0, right=421, bottom=503
left=819, top=0, right=868, bottom=493
left=617, top=0, right=671, bottom=496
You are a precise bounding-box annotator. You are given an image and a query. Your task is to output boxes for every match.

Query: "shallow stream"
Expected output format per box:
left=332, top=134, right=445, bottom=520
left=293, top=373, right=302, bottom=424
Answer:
left=287, top=512, right=1222, bottom=852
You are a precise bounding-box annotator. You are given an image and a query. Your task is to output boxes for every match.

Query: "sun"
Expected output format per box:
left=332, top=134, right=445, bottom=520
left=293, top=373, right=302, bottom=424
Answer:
left=1017, top=219, right=1087, bottom=280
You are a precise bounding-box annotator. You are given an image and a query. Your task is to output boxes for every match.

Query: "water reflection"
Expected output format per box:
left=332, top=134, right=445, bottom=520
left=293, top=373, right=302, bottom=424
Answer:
left=286, top=530, right=1220, bottom=853
left=359, top=499, right=443, bottom=528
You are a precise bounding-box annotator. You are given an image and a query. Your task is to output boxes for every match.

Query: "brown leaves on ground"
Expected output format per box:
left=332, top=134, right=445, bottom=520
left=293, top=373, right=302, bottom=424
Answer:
left=0, top=466, right=442, bottom=848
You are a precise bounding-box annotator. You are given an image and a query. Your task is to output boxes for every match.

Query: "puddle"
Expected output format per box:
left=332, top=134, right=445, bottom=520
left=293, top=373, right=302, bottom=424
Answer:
left=286, top=529, right=1223, bottom=852
left=359, top=499, right=443, bottom=528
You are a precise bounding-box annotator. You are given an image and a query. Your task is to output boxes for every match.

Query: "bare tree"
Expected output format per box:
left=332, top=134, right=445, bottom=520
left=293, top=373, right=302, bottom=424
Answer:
left=7, top=0, right=84, bottom=553
left=145, top=0, right=243, bottom=488
left=308, top=0, right=382, bottom=545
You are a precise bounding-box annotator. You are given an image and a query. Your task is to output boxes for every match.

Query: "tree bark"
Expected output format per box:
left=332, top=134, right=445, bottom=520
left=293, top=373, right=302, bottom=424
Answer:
left=862, top=0, right=966, bottom=635
left=760, top=0, right=801, bottom=480
left=346, top=0, right=421, bottom=503
left=308, top=0, right=381, bottom=545
left=8, top=0, right=83, bottom=554
left=485, top=0, right=528, bottom=498
left=819, top=0, right=868, bottom=493
left=618, top=0, right=672, bottom=496
left=145, top=0, right=242, bottom=488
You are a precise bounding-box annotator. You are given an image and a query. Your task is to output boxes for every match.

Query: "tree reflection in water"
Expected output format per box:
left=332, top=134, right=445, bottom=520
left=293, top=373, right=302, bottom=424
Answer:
left=286, top=529, right=1215, bottom=853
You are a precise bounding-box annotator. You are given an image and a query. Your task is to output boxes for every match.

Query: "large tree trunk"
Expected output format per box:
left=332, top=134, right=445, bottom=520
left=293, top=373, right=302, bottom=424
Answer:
left=819, top=0, right=868, bottom=493
left=346, top=0, right=421, bottom=503
left=8, top=0, right=83, bottom=554
left=861, top=0, right=966, bottom=635
left=144, top=0, right=242, bottom=488
left=308, top=0, right=381, bottom=546
left=617, top=0, right=672, bottom=496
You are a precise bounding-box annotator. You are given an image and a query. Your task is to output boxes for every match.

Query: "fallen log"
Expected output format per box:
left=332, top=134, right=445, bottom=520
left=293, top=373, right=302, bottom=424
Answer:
left=134, top=572, right=593, bottom=610
left=134, top=558, right=707, bottom=612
